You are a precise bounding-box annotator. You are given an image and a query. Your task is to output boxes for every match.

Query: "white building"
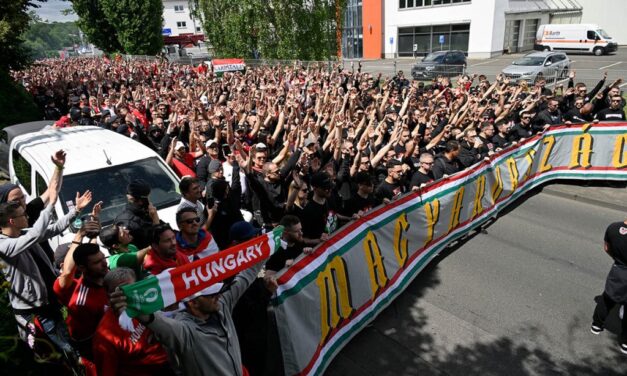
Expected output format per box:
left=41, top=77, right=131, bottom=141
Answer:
left=383, top=0, right=583, bottom=59
left=162, top=0, right=203, bottom=40
left=577, top=0, right=626, bottom=45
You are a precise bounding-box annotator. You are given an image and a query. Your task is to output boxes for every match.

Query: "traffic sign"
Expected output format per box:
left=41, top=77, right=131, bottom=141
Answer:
left=439, top=35, right=445, bottom=44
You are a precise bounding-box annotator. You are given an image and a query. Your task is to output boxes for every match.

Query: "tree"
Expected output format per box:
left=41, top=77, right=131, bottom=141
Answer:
left=100, top=0, right=163, bottom=55
left=72, top=0, right=163, bottom=55
left=0, top=0, right=44, bottom=71
left=194, top=0, right=344, bottom=60
left=72, top=0, right=122, bottom=53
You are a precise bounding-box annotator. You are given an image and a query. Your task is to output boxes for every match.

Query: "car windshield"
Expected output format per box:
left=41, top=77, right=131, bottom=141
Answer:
left=59, top=157, right=181, bottom=225
left=423, top=52, right=446, bottom=63
left=512, top=57, right=545, bottom=66
left=597, top=29, right=611, bottom=39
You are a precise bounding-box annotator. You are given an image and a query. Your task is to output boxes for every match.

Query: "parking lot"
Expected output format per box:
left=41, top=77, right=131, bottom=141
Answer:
left=355, top=48, right=627, bottom=89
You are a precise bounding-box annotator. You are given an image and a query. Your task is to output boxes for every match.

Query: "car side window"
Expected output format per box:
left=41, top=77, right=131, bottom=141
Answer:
left=586, top=30, right=596, bottom=40
left=36, top=172, right=47, bottom=197
left=12, top=150, right=32, bottom=195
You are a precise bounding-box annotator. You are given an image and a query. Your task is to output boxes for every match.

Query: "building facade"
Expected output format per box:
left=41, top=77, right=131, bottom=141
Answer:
left=577, top=0, right=626, bottom=45
left=343, top=0, right=583, bottom=59
left=162, top=0, right=204, bottom=45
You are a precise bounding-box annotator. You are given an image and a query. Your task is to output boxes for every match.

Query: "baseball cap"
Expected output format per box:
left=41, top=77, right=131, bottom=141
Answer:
left=304, top=135, right=317, bottom=147
left=229, top=221, right=261, bottom=243
left=182, top=282, right=229, bottom=302
left=255, top=142, right=267, bottom=150
left=127, top=179, right=151, bottom=199
left=175, top=141, right=186, bottom=150
left=206, top=139, right=218, bottom=149
left=208, top=159, right=222, bottom=174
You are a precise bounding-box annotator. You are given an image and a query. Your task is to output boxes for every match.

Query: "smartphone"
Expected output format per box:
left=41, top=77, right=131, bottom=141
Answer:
left=222, top=144, right=231, bottom=156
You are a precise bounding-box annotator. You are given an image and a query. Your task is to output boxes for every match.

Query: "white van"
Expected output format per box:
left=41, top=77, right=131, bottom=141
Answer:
left=8, top=126, right=181, bottom=250
left=535, top=24, right=618, bottom=56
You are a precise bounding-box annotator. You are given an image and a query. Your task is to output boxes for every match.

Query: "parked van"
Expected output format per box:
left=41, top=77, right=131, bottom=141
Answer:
left=535, top=24, right=618, bottom=56
left=6, top=126, right=181, bottom=250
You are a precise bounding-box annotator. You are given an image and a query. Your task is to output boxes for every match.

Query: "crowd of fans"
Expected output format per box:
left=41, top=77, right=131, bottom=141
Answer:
left=1, top=56, right=625, bottom=375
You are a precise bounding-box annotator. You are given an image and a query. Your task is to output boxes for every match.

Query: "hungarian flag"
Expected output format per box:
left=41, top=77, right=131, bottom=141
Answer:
left=119, top=226, right=284, bottom=322
left=211, top=58, right=246, bottom=74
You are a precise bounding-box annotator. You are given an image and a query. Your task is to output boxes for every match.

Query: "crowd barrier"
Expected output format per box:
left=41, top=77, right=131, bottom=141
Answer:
left=272, top=122, right=627, bottom=376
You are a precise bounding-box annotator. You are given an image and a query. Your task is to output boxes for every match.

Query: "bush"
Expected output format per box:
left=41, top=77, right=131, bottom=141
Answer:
left=0, top=70, right=41, bottom=129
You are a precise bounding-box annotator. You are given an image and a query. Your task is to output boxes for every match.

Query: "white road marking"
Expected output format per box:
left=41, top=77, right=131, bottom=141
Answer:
left=470, top=60, right=496, bottom=67
left=598, top=61, right=622, bottom=70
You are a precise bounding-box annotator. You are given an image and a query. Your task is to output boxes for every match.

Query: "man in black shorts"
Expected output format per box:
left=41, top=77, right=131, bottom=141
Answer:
left=591, top=219, right=627, bottom=354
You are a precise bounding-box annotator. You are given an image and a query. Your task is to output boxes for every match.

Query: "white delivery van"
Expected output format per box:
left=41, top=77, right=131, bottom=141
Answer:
left=8, top=126, right=181, bottom=250
left=535, top=24, right=618, bottom=56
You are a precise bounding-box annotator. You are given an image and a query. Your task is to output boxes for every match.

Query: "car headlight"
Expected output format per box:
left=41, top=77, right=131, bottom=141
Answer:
left=425, top=66, right=435, bottom=71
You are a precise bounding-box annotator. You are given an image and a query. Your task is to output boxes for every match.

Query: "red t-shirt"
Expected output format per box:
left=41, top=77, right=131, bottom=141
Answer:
left=92, top=310, right=173, bottom=376
left=53, top=276, right=108, bottom=341
left=143, top=248, right=190, bottom=275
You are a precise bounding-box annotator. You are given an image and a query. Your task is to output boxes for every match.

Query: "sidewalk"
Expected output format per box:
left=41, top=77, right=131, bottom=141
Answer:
left=541, top=180, right=627, bottom=212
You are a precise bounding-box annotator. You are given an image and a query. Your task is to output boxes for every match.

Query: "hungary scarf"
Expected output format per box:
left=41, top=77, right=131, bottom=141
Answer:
left=118, top=226, right=284, bottom=329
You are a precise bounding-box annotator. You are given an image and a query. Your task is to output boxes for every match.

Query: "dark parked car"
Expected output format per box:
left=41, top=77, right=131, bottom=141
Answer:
left=411, top=50, right=467, bottom=79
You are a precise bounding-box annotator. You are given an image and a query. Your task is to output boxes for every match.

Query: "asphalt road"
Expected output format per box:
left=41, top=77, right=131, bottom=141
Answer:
left=355, top=48, right=627, bottom=88
left=325, top=187, right=627, bottom=376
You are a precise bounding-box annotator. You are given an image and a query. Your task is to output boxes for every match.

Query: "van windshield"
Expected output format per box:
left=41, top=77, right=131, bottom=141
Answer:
left=59, top=157, right=181, bottom=225
left=597, top=29, right=611, bottom=39
left=512, top=57, right=545, bottom=66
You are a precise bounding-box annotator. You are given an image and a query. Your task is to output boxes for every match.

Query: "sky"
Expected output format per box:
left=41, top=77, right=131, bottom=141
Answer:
left=32, top=0, right=78, bottom=23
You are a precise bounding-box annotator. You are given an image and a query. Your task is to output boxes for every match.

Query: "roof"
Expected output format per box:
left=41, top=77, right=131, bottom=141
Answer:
left=11, top=126, right=160, bottom=178
left=506, top=0, right=582, bottom=14
left=524, top=51, right=566, bottom=57
left=2, top=121, right=52, bottom=143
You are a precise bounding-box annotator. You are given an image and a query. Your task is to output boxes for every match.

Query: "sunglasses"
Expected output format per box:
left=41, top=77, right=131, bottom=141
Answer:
left=183, top=217, right=201, bottom=224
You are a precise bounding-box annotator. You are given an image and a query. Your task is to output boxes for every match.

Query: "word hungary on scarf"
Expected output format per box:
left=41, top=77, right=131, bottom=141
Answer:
left=118, top=226, right=284, bottom=330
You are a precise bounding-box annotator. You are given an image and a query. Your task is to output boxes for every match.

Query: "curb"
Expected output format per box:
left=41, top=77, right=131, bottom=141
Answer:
left=541, top=186, right=627, bottom=213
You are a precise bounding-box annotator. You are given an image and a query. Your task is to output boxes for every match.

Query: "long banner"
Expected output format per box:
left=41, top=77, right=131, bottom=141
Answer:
left=273, top=122, right=627, bottom=376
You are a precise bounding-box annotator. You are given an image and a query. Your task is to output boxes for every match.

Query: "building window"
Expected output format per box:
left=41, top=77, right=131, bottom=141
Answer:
left=397, top=23, right=469, bottom=57
left=196, top=26, right=202, bottom=33
left=400, top=0, right=469, bottom=9
left=174, top=5, right=184, bottom=12
left=177, top=21, right=187, bottom=29
left=342, top=0, right=363, bottom=58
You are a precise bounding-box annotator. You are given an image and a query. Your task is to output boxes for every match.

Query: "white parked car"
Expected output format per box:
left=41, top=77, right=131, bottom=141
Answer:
left=501, top=51, right=570, bottom=84
left=6, top=125, right=181, bottom=250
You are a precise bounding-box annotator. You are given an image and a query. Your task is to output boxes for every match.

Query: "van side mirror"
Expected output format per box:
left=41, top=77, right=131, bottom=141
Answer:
left=545, top=61, right=552, bottom=66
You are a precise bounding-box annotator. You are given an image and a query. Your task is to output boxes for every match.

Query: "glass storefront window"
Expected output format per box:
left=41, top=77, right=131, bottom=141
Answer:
left=396, top=23, right=469, bottom=57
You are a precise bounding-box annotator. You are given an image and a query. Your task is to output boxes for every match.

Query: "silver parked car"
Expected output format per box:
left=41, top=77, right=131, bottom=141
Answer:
left=501, top=51, right=570, bottom=83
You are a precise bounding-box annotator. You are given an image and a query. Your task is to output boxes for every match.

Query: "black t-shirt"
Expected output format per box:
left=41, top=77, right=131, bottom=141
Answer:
left=375, top=180, right=405, bottom=204
left=299, top=199, right=330, bottom=240
left=265, top=242, right=305, bottom=272
left=432, top=155, right=460, bottom=180
left=409, top=170, right=434, bottom=188
left=605, top=221, right=627, bottom=265
left=343, top=193, right=377, bottom=216
left=596, top=108, right=626, bottom=122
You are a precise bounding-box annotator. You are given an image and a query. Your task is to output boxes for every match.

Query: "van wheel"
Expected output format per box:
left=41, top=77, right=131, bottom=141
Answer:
left=593, top=47, right=604, bottom=56
left=543, top=46, right=551, bottom=52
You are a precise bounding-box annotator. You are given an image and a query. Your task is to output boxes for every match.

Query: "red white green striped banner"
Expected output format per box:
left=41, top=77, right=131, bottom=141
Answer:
left=272, top=122, right=627, bottom=376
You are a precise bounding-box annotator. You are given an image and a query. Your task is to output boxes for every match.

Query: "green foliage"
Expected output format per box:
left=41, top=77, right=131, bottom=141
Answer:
left=0, top=70, right=42, bottom=129
left=72, top=0, right=123, bottom=53
left=100, top=0, right=164, bottom=55
left=0, top=1, right=45, bottom=71
left=22, top=20, right=81, bottom=59
left=196, top=0, right=344, bottom=60
left=72, top=0, right=163, bottom=55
